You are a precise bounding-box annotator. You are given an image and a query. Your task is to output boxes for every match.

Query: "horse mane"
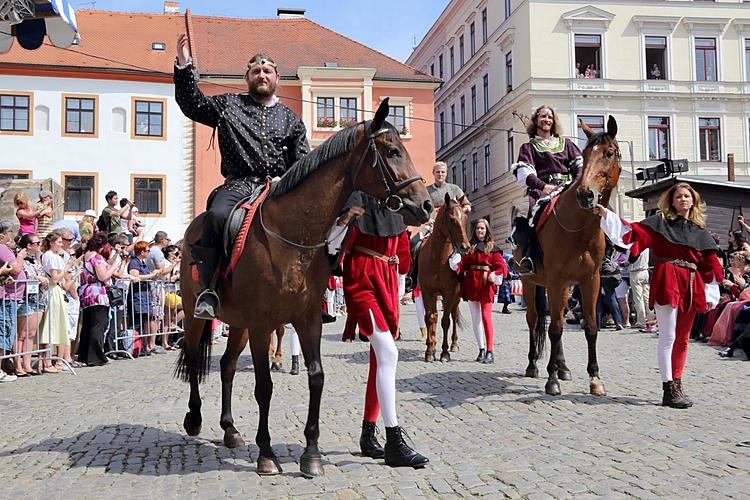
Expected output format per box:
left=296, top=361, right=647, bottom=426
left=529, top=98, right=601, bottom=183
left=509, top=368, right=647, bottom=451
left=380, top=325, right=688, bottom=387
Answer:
left=268, top=121, right=400, bottom=198
left=584, top=132, right=617, bottom=149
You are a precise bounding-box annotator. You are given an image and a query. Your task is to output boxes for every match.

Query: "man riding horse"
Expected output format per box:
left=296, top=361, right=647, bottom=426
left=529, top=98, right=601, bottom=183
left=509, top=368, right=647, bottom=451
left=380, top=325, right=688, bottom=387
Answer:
left=427, top=161, right=471, bottom=216
left=173, top=34, right=310, bottom=319
left=511, top=105, right=583, bottom=274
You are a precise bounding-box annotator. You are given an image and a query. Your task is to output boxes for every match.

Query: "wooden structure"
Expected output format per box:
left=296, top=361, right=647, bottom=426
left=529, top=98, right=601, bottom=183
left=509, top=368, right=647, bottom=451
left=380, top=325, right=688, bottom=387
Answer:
left=626, top=176, right=750, bottom=246
left=0, top=178, right=63, bottom=232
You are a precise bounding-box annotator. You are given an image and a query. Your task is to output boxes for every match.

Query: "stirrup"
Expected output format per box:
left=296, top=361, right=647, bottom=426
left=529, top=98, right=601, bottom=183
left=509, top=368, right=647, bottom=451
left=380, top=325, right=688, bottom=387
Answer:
left=194, top=289, right=220, bottom=320
left=511, top=257, right=535, bottom=275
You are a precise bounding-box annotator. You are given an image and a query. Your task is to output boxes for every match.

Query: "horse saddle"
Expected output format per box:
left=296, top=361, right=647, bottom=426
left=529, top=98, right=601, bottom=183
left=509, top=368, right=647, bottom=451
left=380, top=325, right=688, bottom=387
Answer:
left=529, top=183, right=568, bottom=232
left=406, top=232, right=427, bottom=292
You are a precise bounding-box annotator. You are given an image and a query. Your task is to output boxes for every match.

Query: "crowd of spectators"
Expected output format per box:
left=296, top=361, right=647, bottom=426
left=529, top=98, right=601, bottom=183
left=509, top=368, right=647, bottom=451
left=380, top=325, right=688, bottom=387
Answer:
left=0, top=189, right=183, bottom=382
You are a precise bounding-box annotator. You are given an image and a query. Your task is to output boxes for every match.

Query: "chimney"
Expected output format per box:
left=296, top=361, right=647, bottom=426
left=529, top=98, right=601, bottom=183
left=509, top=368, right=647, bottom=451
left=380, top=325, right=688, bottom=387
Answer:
left=277, top=8, right=306, bottom=19
left=164, top=1, right=179, bottom=14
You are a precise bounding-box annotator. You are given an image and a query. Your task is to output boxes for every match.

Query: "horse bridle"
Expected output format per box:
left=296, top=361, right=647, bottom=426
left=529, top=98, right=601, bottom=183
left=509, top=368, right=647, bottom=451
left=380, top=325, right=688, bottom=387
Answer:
left=351, top=126, right=424, bottom=212
left=259, top=125, right=424, bottom=250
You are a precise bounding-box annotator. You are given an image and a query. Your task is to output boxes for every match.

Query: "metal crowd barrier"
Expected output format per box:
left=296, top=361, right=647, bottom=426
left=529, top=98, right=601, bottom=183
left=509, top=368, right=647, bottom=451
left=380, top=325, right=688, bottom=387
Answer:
left=105, top=278, right=184, bottom=360
left=0, top=279, right=76, bottom=376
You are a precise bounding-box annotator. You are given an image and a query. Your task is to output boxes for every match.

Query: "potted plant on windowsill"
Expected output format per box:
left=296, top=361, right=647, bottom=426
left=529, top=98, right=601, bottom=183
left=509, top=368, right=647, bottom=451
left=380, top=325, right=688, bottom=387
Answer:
left=317, top=118, right=337, bottom=128
left=400, top=126, right=409, bottom=136
left=339, top=118, right=357, bottom=128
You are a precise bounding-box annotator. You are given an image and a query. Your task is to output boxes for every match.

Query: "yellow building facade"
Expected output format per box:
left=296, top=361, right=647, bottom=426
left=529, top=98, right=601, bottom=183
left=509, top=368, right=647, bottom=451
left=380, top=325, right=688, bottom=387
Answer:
left=408, top=0, right=750, bottom=243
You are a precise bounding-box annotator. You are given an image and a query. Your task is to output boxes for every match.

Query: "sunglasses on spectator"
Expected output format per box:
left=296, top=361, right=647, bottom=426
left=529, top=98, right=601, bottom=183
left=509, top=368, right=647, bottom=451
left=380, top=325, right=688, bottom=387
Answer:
left=29, top=241, right=40, bottom=245
left=62, top=237, right=74, bottom=242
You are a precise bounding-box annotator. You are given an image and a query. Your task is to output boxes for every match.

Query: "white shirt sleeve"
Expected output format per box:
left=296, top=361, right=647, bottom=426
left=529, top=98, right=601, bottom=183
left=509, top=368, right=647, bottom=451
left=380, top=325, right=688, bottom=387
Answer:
left=599, top=209, right=633, bottom=250
left=448, top=253, right=461, bottom=272
left=704, top=278, right=720, bottom=309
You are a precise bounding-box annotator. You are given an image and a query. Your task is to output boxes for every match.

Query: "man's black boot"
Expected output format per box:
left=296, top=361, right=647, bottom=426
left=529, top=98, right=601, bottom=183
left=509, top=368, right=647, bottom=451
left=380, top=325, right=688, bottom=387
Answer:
left=384, top=426, right=429, bottom=468
left=290, top=355, right=300, bottom=375
left=359, top=421, right=384, bottom=459
left=511, top=217, right=534, bottom=274
left=191, top=244, right=221, bottom=320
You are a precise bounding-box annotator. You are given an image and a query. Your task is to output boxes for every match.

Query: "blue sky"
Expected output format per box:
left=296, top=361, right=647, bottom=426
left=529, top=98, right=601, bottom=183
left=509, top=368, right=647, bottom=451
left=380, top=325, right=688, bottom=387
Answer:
left=75, top=0, right=450, bottom=62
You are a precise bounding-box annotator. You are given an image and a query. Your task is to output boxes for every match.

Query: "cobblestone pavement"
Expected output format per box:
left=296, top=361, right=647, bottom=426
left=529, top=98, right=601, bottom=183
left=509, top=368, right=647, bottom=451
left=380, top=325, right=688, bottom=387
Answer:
left=1, top=303, right=749, bottom=499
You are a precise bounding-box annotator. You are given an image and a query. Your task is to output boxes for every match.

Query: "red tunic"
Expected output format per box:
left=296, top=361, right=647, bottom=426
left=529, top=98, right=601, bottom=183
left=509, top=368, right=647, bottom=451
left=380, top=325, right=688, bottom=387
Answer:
left=624, top=222, right=722, bottom=312
left=343, top=227, right=411, bottom=336
left=457, top=249, right=508, bottom=303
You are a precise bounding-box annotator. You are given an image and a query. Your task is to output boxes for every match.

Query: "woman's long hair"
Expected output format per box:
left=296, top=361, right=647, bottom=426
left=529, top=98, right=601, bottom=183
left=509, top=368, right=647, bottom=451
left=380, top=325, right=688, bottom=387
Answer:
left=657, top=182, right=707, bottom=228
left=526, top=105, right=563, bottom=138
left=470, top=218, right=494, bottom=253
left=85, top=231, right=109, bottom=253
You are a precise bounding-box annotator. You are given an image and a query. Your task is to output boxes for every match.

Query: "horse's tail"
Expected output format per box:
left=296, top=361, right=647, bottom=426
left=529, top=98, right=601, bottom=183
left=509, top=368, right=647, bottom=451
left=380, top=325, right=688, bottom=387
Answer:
left=174, top=320, right=213, bottom=383
left=534, top=285, right=547, bottom=355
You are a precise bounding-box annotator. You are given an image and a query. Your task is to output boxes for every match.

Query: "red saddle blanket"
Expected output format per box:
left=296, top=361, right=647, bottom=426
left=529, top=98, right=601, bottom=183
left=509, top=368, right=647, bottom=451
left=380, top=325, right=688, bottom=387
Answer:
left=533, top=194, right=560, bottom=233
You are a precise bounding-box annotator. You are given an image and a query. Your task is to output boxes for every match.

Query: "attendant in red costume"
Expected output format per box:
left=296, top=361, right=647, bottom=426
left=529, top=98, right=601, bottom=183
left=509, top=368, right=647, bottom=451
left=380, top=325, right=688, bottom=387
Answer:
left=340, top=192, right=429, bottom=468
left=595, top=183, right=722, bottom=408
left=450, top=219, right=508, bottom=364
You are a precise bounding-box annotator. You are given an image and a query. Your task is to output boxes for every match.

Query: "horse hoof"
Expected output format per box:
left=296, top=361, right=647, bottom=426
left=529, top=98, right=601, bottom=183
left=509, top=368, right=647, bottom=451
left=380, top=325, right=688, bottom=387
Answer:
left=224, top=431, right=245, bottom=449
left=524, top=367, right=539, bottom=378
left=300, top=451, right=325, bottom=478
left=257, top=455, right=282, bottom=475
left=270, top=362, right=282, bottom=372
left=558, top=369, right=572, bottom=381
left=440, top=352, right=450, bottom=362
left=450, top=344, right=458, bottom=353
left=590, top=378, right=607, bottom=396
left=183, top=413, right=202, bottom=437
left=424, top=353, right=434, bottom=363
left=545, top=381, right=561, bottom=396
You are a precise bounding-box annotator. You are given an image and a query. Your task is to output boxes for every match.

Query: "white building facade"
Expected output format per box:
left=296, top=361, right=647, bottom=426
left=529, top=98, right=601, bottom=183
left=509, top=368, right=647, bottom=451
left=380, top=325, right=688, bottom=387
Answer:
left=0, top=74, right=192, bottom=238
left=408, top=0, right=750, bottom=243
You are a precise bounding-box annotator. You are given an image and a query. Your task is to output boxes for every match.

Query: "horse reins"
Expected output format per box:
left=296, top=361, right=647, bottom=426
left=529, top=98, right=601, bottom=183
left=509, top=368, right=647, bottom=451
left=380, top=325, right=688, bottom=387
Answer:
left=259, top=124, right=424, bottom=250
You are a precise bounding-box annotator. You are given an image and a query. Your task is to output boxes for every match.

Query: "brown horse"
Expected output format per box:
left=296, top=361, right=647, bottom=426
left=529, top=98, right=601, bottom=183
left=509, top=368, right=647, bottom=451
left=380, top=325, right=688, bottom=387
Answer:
left=516, top=116, right=621, bottom=397
left=418, top=194, right=470, bottom=362
left=176, top=100, right=432, bottom=477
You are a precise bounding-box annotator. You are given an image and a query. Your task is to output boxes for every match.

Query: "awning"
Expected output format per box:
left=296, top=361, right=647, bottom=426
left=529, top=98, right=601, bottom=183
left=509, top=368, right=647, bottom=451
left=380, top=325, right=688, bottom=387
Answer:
left=0, top=0, right=79, bottom=53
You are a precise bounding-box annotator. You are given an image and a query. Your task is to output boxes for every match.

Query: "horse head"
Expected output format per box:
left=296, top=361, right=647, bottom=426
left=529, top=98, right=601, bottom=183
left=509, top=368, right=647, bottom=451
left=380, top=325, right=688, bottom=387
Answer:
left=576, top=116, right=621, bottom=210
left=355, top=98, right=432, bottom=225
left=435, top=193, right=471, bottom=255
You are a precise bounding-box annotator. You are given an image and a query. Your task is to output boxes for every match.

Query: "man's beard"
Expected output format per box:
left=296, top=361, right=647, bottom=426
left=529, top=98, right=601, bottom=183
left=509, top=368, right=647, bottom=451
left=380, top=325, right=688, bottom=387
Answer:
left=249, top=78, right=276, bottom=98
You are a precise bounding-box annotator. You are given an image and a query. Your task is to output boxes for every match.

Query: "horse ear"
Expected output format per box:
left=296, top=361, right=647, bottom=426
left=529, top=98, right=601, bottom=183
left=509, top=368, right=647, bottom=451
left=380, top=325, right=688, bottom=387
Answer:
left=370, top=98, right=390, bottom=133
left=579, top=119, right=594, bottom=139
left=607, top=115, right=618, bottom=139
left=444, top=192, right=451, bottom=206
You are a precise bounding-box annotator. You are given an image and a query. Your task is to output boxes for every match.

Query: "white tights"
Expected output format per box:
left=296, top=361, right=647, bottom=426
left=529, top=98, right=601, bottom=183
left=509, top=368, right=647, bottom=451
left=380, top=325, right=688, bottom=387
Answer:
left=468, top=301, right=486, bottom=350
left=414, top=294, right=426, bottom=329
left=288, top=326, right=301, bottom=356
left=654, top=304, right=676, bottom=383
left=369, top=311, right=399, bottom=428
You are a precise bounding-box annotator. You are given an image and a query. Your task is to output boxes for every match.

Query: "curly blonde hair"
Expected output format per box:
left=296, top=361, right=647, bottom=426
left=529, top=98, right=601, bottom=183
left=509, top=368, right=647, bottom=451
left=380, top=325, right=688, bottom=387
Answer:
left=657, top=182, right=706, bottom=228
left=526, top=105, right=563, bottom=138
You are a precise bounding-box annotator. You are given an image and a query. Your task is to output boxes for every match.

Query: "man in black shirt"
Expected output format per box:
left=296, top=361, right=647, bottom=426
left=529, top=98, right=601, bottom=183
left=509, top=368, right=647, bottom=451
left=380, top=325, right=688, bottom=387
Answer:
left=174, top=34, right=310, bottom=319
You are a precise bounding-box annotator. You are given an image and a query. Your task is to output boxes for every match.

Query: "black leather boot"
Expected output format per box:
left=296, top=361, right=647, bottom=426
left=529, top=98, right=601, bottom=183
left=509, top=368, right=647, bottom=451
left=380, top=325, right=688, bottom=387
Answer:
left=290, top=355, right=300, bottom=375
left=475, top=348, right=486, bottom=362
left=191, top=244, right=221, bottom=320
left=482, top=351, right=494, bottom=364
left=359, top=421, right=384, bottom=459
left=384, top=426, right=429, bottom=468
left=672, top=378, right=693, bottom=407
left=662, top=381, right=691, bottom=409
left=511, top=217, right=534, bottom=274
left=719, top=346, right=735, bottom=358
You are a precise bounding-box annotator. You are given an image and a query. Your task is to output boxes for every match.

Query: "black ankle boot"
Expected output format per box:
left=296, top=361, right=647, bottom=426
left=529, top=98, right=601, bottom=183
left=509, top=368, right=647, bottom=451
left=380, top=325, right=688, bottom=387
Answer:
left=662, top=381, right=691, bottom=409
left=359, top=421, right=384, bottom=459
left=482, top=351, right=494, bottom=364
left=511, top=218, right=535, bottom=274
left=191, top=244, right=222, bottom=320
left=384, top=426, right=429, bottom=468
left=502, top=304, right=511, bottom=314
left=719, top=347, right=734, bottom=358
left=290, top=355, right=299, bottom=375
left=475, top=348, right=486, bottom=362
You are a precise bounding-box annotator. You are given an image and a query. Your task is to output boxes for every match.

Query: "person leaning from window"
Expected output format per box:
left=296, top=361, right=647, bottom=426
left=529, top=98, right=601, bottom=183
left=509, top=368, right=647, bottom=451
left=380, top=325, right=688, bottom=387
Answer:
left=649, top=64, right=662, bottom=80
left=79, top=231, right=128, bottom=367
left=15, top=234, right=48, bottom=377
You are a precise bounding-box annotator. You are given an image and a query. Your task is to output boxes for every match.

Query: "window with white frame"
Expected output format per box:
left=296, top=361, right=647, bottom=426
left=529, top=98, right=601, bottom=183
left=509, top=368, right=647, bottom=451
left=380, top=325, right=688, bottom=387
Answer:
left=745, top=39, right=750, bottom=81
left=439, top=54, right=444, bottom=79
left=450, top=45, right=455, bottom=77
left=645, top=36, right=667, bottom=80
left=439, top=111, right=445, bottom=147
left=574, top=34, right=601, bottom=78
left=471, top=85, right=477, bottom=122
left=387, top=105, right=406, bottom=134
left=505, top=51, right=513, bottom=92
left=472, top=152, right=479, bottom=191
left=484, top=144, right=491, bottom=185
left=470, top=22, right=476, bottom=56
left=698, top=117, right=721, bottom=161
left=577, top=115, right=604, bottom=145
left=506, top=131, right=514, bottom=171
left=461, top=159, right=467, bottom=191
left=481, top=8, right=487, bottom=44
left=647, top=117, right=670, bottom=160
left=482, top=74, right=489, bottom=114
left=460, top=95, right=466, bottom=131
left=451, top=164, right=457, bottom=185
left=0, top=93, right=30, bottom=133
left=505, top=0, right=511, bottom=19
left=316, top=97, right=335, bottom=128
left=340, top=98, right=358, bottom=127
left=695, top=37, right=717, bottom=81
left=450, top=104, right=456, bottom=138
left=459, top=35, right=465, bottom=67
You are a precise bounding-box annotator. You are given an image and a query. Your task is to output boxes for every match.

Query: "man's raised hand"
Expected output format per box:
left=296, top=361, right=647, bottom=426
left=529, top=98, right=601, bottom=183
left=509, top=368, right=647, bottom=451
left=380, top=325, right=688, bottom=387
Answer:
left=176, top=34, right=190, bottom=66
